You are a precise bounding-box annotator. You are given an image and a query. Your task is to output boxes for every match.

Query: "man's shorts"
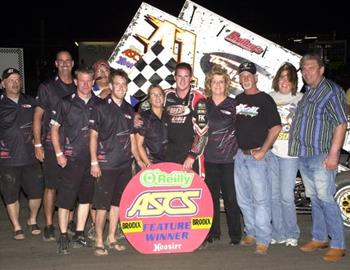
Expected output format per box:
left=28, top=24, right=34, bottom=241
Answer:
left=42, top=149, right=62, bottom=189
left=92, top=163, right=132, bottom=210
left=56, top=159, right=94, bottom=210
left=0, top=163, right=44, bottom=205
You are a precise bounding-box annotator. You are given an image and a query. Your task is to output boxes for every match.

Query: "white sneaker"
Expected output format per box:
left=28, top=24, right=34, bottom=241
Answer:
left=271, top=239, right=286, bottom=245
left=285, top=238, right=298, bottom=247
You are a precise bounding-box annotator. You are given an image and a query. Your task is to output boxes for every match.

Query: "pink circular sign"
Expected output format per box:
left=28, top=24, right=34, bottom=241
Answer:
left=119, top=162, right=213, bottom=254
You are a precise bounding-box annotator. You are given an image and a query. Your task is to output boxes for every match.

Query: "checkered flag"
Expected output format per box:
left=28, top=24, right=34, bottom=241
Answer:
left=127, top=41, right=177, bottom=104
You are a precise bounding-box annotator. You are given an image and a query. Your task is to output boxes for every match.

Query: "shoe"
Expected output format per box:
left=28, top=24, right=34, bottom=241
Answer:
left=105, top=238, right=126, bottom=251
left=322, top=248, right=346, bottom=262
left=87, top=223, right=96, bottom=241
left=27, top=223, right=41, bottom=235
left=67, top=220, right=76, bottom=236
left=13, top=229, right=25, bottom=240
left=271, top=239, right=286, bottom=245
left=71, top=234, right=92, bottom=248
left=254, top=244, right=268, bottom=255
left=43, top=225, right=56, bottom=242
left=229, top=239, right=241, bottom=246
left=300, top=240, right=328, bottom=252
left=198, top=239, right=213, bottom=250
left=240, top=235, right=256, bottom=246
left=212, top=235, right=220, bottom=241
left=94, top=246, right=108, bottom=256
left=285, top=238, right=298, bottom=247
left=57, top=235, right=70, bottom=255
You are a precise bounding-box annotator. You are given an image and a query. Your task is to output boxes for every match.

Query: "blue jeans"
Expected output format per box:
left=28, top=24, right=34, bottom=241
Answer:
left=299, top=154, right=345, bottom=249
left=270, top=153, right=300, bottom=241
left=234, top=149, right=272, bottom=245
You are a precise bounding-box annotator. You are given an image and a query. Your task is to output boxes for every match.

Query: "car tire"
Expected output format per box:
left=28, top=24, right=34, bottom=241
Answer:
left=335, top=176, right=350, bottom=228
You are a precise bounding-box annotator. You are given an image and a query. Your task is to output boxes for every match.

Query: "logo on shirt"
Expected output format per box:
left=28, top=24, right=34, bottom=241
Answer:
left=0, top=150, right=10, bottom=159
left=277, top=103, right=297, bottom=134
left=0, top=141, right=10, bottom=159
left=166, top=98, right=176, bottom=103
left=167, top=105, right=191, bottom=116
left=220, top=109, right=231, bottom=115
left=236, top=104, right=259, bottom=117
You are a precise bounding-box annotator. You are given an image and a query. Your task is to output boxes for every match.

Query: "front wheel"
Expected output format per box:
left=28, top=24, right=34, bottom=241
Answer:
left=335, top=178, right=350, bottom=228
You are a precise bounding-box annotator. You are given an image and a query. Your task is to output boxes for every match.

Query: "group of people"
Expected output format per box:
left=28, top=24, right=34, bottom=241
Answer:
left=0, top=49, right=347, bottom=262
left=233, top=55, right=347, bottom=262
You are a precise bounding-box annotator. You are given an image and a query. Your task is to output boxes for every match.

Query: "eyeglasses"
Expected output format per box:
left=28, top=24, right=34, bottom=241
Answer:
left=57, top=59, right=72, bottom=65
left=149, top=93, right=164, bottom=98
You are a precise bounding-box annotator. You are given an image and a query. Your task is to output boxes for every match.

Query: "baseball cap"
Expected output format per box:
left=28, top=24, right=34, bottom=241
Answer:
left=238, top=62, right=256, bottom=75
left=2, top=68, right=21, bottom=80
left=92, top=60, right=110, bottom=72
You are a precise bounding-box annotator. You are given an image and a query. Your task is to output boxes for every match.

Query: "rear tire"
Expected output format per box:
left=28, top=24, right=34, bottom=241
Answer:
left=335, top=178, right=350, bottom=228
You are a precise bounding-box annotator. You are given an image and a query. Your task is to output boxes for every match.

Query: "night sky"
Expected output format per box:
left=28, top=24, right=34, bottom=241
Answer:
left=2, top=0, right=348, bottom=45
left=1, top=0, right=349, bottom=93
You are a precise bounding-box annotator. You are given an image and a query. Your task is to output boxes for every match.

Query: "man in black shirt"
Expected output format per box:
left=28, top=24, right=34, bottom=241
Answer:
left=0, top=68, right=43, bottom=240
left=136, top=63, right=206, bottom=175
left=89, top=69, right=143, bottom=256
left=33, top=50, right=76, bottom=241
left=164, top=62, right=206, bottom=176
left=234, top=62, right=281, bottom=255
left=51, top=68, right=99, bottom=255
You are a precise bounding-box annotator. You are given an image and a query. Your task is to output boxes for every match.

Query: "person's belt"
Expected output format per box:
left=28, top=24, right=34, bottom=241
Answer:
left=241, top=148, right=261, bottom=155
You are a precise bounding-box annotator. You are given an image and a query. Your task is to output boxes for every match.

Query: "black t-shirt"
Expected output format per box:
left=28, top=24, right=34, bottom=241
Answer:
left=89, top=97, right=134, bottom=169
left=51, top=92, right=99, bottom=161
left=137, top=109, right=168, bottom=163
left=0, top=94, right=37, bottom=166
left=236, top=91, right=281, bottom=150
left=204, top=97, right=238, bottom=163
left=36, top=76, right=76, bottom=150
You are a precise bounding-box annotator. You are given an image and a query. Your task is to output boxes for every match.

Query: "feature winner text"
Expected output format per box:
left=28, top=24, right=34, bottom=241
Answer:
left=144, top=222, right=190, bottom=252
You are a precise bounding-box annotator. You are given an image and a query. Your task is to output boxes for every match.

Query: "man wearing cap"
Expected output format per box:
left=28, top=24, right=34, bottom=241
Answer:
left=0, top=68, right=43, bottom=240
left=92, top=59, right=111, bottom=99
left=33, top=50, right=77, bottom=241
left=234, top=61, right=281, bottom=255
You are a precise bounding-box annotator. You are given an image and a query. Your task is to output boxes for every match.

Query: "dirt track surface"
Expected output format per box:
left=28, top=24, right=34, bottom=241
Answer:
left=0, top=199, right=349, bottom=270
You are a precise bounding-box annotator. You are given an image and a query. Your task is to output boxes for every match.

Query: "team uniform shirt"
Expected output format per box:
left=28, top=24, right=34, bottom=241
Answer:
left=289, top=78, right=347, bottom=157
left=204, top=97, right=238, bottom=163
left=119, top=99, right=135, bottom=135
left=36, top=76, right=76, bottom=151
left=0, top=94, right=37, bottom=166
left=89, top=97, right=135, bottom=170
left=137, top=109, right=168, bottom=163
left=164, top=88, right=205, bottom=163
left=269, top=91, right=303, bottom=158
left=50, top=92, right=99, bottom=161
left=236, top=91, right=281, bottom=150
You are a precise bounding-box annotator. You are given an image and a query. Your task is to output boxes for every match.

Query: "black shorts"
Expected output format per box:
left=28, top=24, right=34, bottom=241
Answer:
left=92, top=163, right=132, bottom=210
left=42, top=149, right=62, bottom=189
left=0, top=163, right=44, bottom=205
left=56, top=159, right=94, bottom=210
